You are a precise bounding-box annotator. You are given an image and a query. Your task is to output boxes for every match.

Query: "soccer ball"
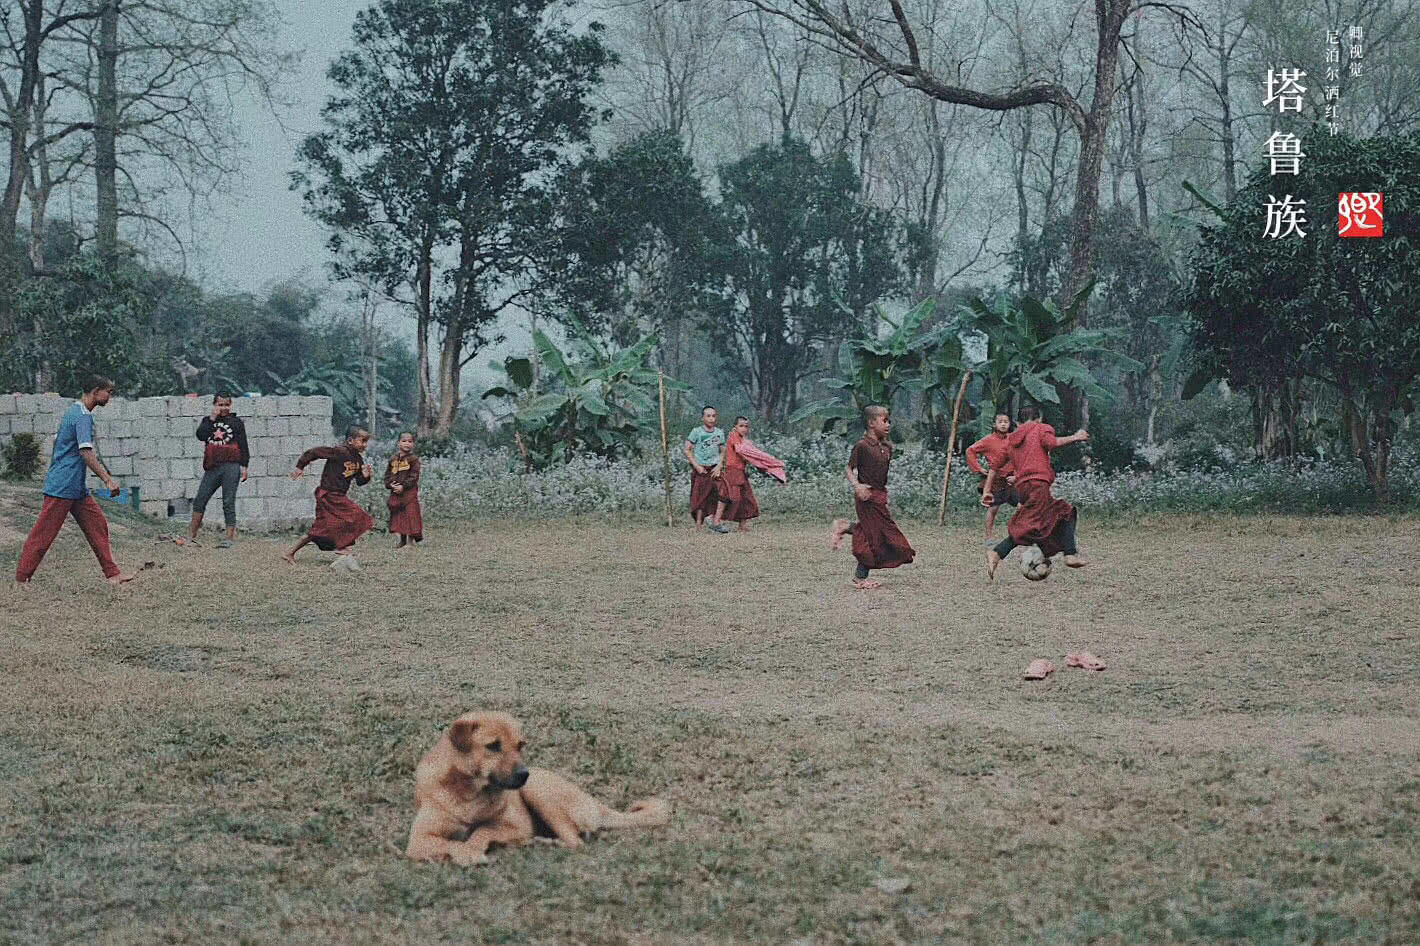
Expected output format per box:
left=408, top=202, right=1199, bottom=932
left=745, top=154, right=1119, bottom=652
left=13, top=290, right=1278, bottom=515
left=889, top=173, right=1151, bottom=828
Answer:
left=1021, top=546, right=1052, bottom=581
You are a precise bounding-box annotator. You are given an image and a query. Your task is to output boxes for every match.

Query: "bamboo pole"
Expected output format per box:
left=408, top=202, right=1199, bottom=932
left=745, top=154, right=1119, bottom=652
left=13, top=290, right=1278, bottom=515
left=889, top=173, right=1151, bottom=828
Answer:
left=659, top=371, right=673, bottom=527
left=937, top=371, right=973, bottom=526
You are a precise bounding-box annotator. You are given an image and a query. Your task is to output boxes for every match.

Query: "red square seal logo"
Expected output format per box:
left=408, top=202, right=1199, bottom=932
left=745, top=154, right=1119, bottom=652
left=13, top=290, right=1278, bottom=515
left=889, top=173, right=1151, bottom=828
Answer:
left=1338, top=192, right=1383, bottom=237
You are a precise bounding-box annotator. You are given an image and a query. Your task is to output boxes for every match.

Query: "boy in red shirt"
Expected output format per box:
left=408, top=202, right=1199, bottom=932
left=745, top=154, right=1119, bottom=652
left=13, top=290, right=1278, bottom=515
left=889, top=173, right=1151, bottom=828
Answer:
left=981, top=404, right=1088, bottom=578
left=965, top=412, right=1017, bottom=542
left=828, top=406, right=915, bottom=589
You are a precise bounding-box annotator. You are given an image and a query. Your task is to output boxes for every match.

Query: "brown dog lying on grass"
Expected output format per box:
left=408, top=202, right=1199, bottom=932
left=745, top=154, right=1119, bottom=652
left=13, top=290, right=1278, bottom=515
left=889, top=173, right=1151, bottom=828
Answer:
left=406, top=710, right=670, bottom=865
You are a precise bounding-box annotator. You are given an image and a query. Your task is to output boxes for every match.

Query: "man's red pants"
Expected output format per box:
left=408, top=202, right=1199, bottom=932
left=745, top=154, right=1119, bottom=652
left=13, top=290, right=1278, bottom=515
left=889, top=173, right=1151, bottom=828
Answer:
left=16, top=495, right=120, bottom=582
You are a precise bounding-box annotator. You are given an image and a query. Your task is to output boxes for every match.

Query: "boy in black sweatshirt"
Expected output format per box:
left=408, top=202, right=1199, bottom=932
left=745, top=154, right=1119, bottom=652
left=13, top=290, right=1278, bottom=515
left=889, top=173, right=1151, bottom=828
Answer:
left=182, top=392, right=250, bottom=548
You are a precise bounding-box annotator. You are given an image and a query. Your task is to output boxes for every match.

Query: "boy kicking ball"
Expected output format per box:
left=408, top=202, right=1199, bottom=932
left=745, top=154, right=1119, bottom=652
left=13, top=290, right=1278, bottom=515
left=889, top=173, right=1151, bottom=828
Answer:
left=283, top=425, right=374, bottom=571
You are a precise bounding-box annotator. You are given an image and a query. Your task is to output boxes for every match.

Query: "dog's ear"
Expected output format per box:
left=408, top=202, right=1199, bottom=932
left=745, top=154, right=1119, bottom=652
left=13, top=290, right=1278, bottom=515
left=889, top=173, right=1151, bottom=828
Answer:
left=448, top=719, right=478, bottom=753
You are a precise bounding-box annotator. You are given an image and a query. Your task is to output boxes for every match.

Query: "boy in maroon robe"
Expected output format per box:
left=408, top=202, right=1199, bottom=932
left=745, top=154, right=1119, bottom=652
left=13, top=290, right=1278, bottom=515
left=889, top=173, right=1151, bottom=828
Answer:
left=712, top=417, right=759, bottom=531
left=283, top=424, right=374, bottom=571
left=828, top=406, right=916, bottom=589
left=965, top=412, right=1017, bottom=542
left=981, top=404, right=1089, bottom=579
left=384, top=431, right=424, bottom=548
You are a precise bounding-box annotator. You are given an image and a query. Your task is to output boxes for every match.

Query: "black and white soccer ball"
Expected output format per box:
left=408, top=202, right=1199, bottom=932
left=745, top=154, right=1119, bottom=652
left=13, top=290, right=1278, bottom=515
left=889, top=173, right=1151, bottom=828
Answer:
left=1021, top=545, right=1052, bottom=581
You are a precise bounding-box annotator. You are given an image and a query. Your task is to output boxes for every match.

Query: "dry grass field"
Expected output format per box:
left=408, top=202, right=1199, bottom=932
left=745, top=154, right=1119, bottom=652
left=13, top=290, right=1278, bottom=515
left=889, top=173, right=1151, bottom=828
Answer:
left=3, top=484, right=1419, bottom=945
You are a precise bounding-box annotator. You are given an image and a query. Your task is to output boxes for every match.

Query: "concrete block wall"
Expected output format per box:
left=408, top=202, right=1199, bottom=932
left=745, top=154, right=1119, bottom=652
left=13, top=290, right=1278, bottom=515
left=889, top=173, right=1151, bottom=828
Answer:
left=0, top=393, right=334, bottom=531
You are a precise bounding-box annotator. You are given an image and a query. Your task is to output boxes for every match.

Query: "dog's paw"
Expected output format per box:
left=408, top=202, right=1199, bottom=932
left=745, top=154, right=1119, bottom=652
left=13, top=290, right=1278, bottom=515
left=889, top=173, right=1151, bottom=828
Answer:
left=449, top=849, right=490, bottom=867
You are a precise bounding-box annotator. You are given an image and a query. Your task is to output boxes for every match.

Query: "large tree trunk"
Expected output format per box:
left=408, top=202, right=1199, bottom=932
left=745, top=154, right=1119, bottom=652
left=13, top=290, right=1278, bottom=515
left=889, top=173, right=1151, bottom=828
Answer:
left=434, top=329, right=463, bottom=437
left=414, top=240, right=435, bottom=436
left=95, top=0, right=120, bottom=261
left=1057, top=0, right=1129, bottom=430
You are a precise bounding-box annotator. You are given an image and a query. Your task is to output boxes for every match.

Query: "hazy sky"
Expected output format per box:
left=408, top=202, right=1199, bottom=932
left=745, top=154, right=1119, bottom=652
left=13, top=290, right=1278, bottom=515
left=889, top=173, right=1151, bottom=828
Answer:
left=197, top=0, right=362, bottom=296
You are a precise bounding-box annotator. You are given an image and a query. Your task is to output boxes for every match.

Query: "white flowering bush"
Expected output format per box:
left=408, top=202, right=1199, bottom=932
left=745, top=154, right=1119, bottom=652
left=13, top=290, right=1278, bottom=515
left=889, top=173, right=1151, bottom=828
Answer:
left=351, top=435, right=1420, bottom=523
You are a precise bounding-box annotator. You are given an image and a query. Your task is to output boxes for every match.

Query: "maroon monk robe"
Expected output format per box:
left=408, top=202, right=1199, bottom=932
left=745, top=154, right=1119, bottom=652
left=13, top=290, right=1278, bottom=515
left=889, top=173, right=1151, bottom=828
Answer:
left=847, top=436, right=915, bottom=570
left=1006, top=481, right=1076, bottom=557
left=297, top=444, right=374, bottom=551
left=384, top=453, right=424, bottom=541
left=689, top=468, right=720, bottom=521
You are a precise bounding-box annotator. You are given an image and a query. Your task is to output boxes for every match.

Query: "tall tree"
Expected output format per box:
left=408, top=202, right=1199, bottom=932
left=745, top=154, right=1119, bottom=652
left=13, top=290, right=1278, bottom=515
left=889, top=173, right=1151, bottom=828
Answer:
left=710, top=137, right=903, bottom=421
left=1187, top=133, right=1420, bottom=497
left=736, top=0, right=1203, bottom=428
left=550, top=130, right=720, bottom=381
left=294, top=0, right=613, bottom=437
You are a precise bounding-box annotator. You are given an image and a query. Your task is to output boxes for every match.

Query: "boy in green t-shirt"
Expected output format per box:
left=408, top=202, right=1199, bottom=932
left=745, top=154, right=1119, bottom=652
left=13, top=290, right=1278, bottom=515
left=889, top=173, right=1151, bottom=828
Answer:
left=683, top=406, right=729, bottom=532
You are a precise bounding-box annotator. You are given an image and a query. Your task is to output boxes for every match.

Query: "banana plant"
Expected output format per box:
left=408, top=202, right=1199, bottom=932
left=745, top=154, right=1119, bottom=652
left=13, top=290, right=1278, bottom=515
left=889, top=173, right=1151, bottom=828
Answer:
left=789, top=297, right=955, bottom=432
left=958, top=280, right=1142, bottom=426
left=481, top=316, right=689, bottom=468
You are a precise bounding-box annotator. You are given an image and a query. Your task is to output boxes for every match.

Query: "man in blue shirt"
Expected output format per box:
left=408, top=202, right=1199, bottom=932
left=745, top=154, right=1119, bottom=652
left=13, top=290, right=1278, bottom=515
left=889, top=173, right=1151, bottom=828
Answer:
left=16, top=377, right=135, bottom=586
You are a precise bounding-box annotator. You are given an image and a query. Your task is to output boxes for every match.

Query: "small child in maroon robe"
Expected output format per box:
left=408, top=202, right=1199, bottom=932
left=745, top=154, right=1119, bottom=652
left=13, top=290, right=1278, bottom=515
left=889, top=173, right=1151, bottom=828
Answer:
left=384, top=431, right=424, bottom=548
left=981, top=404, right=1089, bottom=579
left=828, top=406, right=916, bottom=589
left=283, top=424, right=374, bottom=571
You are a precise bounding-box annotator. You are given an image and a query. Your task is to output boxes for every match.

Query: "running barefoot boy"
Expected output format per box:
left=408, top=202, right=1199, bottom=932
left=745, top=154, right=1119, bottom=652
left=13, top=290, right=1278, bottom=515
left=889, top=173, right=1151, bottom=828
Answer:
left=684, top=406, right=728, bottom=533
left=965, top=412, right=1018, bottom=542
left=284, top=425, right=374, bottom=570
left=712, top=416, right=759, bottom=532
left=384, top=432, right=424, bottom=548
left=982, top=404, right=1089, bottom=579
left=828, top=406, right=916, bottom=589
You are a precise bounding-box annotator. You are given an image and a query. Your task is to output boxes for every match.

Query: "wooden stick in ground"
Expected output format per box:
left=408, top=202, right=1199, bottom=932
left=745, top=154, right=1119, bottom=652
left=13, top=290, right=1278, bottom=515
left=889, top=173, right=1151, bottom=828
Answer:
left=659, top=371, right=672, bottom=527
left=937, top=370, right=973, bottom=526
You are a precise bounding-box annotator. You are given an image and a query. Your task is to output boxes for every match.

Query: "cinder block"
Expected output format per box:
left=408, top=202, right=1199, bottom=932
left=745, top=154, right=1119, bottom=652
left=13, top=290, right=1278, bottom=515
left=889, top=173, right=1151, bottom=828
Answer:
left=243, top=457, right=264, bottom=476
left=281, top=435, right=305, bottom=455
left=137, top=418, right=165, bottom=439
left=138, top=439, right=158, bottom=459
left=14, top=394, right=38, bottom=413
left=158, top=439, right=182, bottom=459
left=8, top=415, right=33, bottom=434
left=242, top=417, right=266, bottom=437
left=252, top=396, right=278, bottom=417
left=180, top=396, right=207, bottom=417
left=184, top=438, right=204, bottom=459
left=184, top=477, right=200, bottom=499
left=0, top=417, right=10, bottom=435
left=140, top=499, right=166, bottom=518
left=162, top=479, right=187, bottom=500
left=138, top=397, right=163, bottom=416
left=169, top=458, right=198, bottom=479
left=266, top=416, right=288, bottom=436
left=0, top=393, right=15, bottom=412
left=308, top=395, right=333, bottom=417
left=236, top=497, right=264, bottom=519
left=167, top=416, right=190, bottom=437
left=138, top=459, right=167, bottom=481
left=106, top=456, right=134, bottom=476
left=118, top=398, right=140, bottom=419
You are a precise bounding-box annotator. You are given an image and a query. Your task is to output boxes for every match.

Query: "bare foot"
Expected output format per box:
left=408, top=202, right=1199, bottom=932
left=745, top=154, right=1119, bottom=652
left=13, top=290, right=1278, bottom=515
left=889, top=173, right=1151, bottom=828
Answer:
left=16, top=580, right=32, bottom=592
left=828, top=519, right=851, bottom=551
left=737, top=526, right=749, bottom=533
left=105, top=572, right=136, bottom=585
left=1064, top=555, right=1088, bottom=568
left=851, top=577, right=881, bottom=590
left=986, top=549, right=1001, bottom=580
left=282, top=551, right=297, bottom=565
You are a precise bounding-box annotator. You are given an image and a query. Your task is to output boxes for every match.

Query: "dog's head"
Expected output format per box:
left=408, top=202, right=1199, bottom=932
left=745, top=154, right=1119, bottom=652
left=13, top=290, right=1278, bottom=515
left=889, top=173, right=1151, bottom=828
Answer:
left=443, top=711, right=529, bottom=793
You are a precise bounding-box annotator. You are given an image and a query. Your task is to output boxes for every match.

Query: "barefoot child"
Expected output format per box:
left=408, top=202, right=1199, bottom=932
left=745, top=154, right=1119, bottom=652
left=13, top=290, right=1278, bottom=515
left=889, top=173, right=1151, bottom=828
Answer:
left=982, top=404, right=1089, bottom=579
left=15, top=376, right=137, bottom=587
left=828, top=406, right=915, bottom=589
left=712, top=417, right=759, bottom=532
left=284, top=425, right=374, bottom=570
left=684, top=406, right=728, bottom=533
left=965, top=412, right=1018, bottom=542
left=384, top=432, right=424, bottom=548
